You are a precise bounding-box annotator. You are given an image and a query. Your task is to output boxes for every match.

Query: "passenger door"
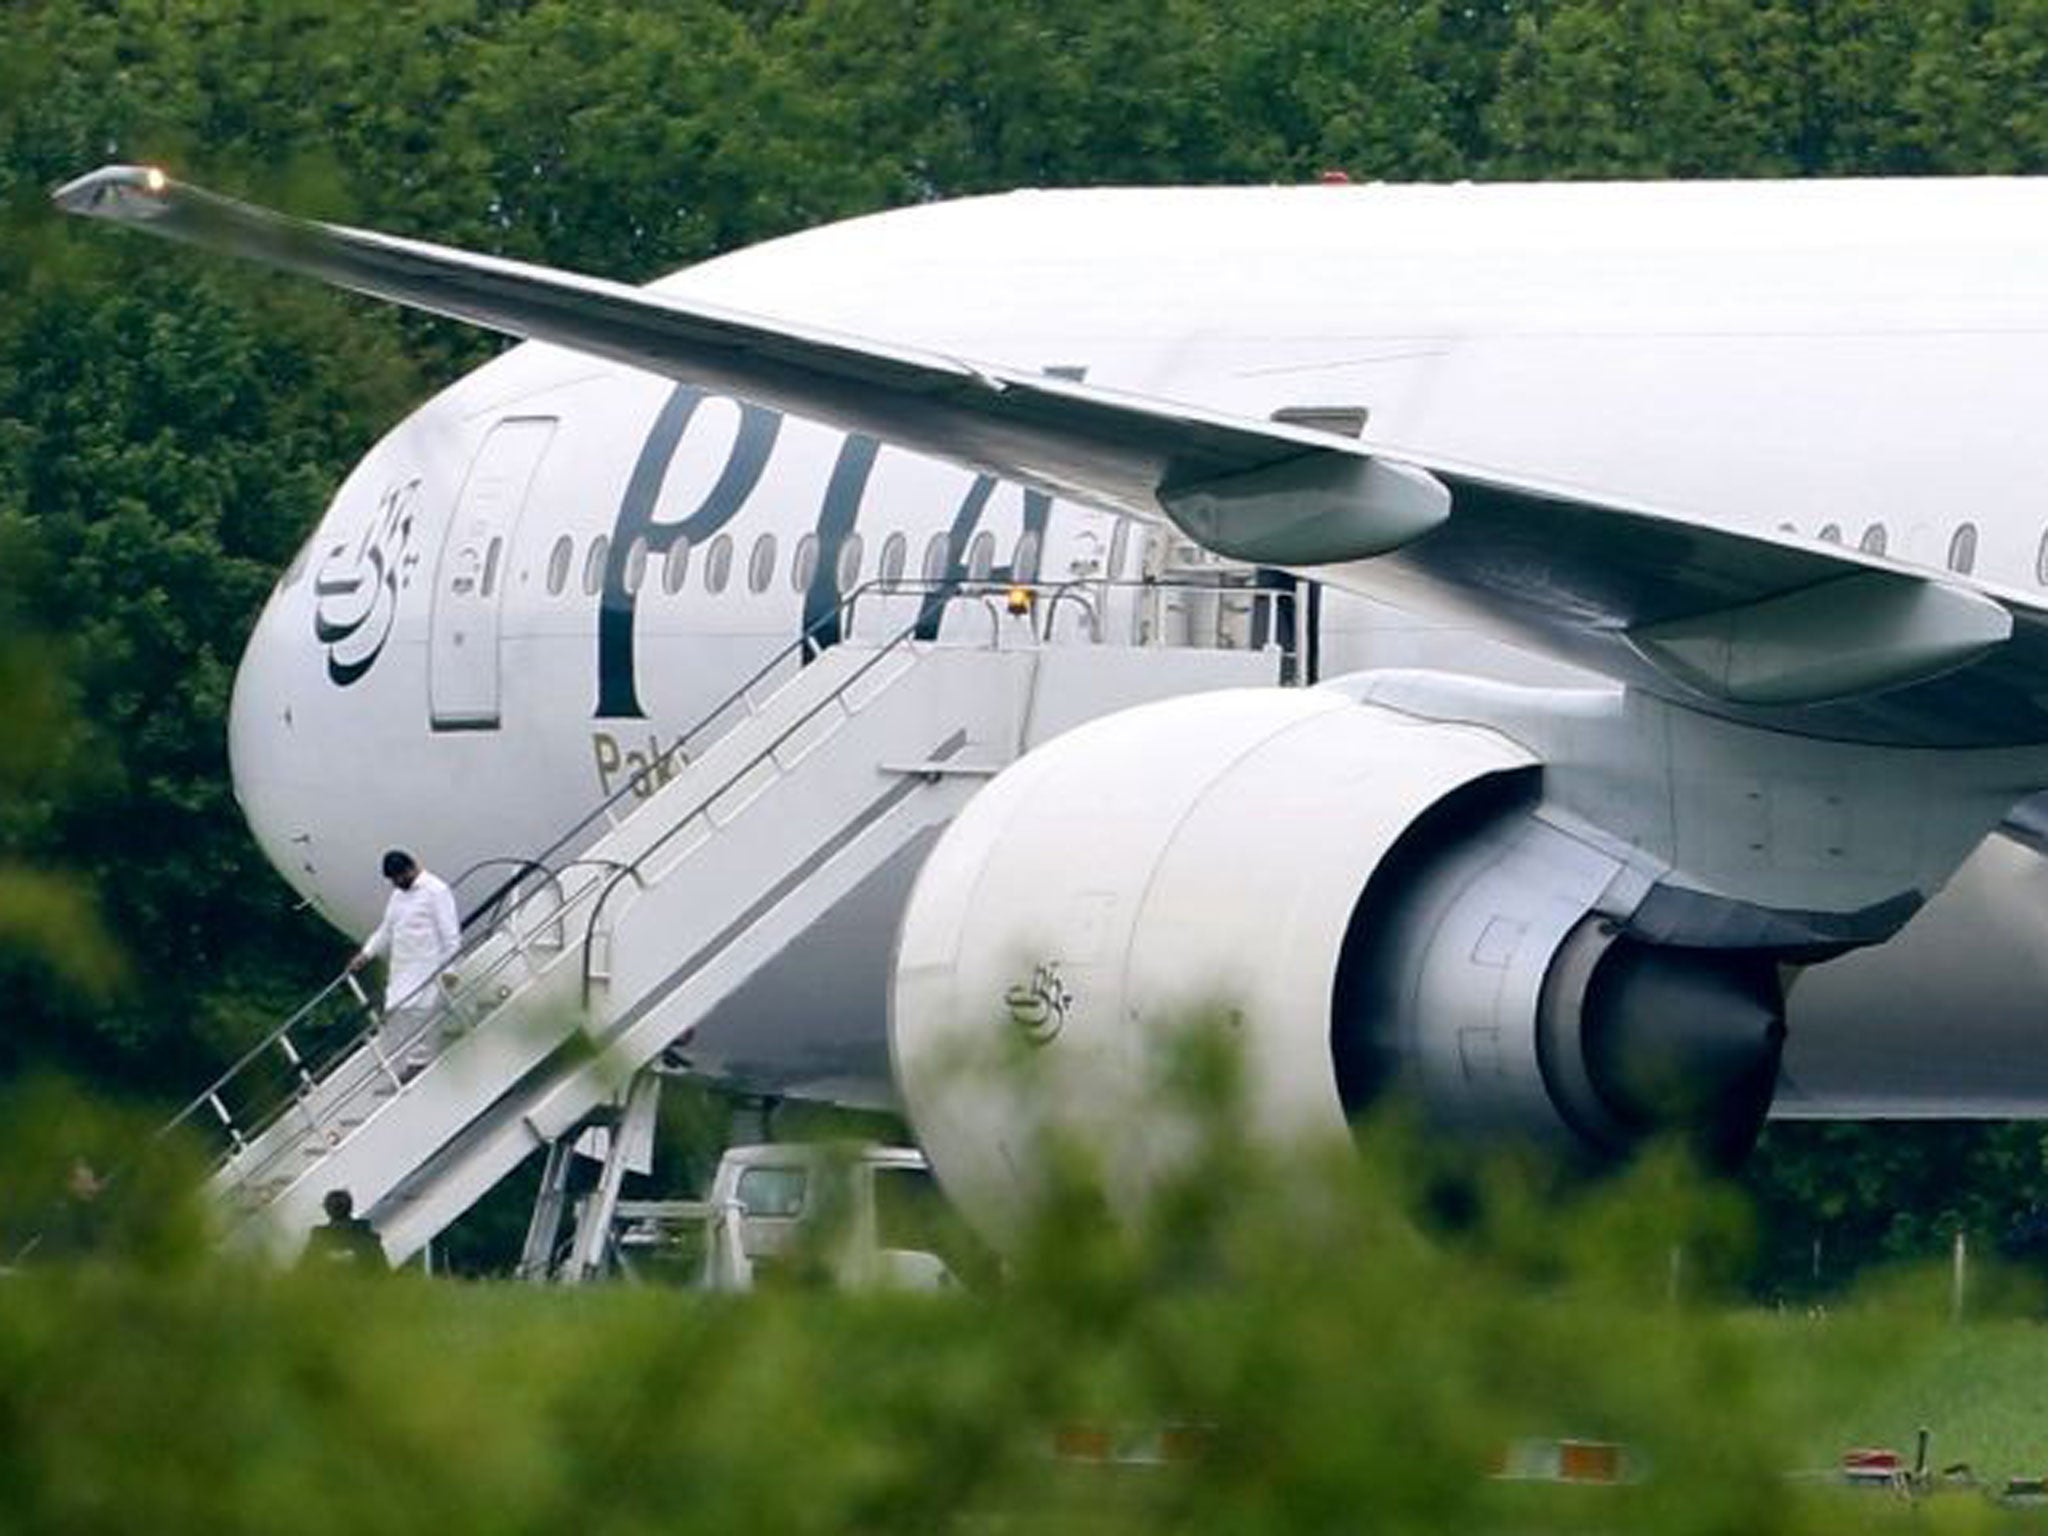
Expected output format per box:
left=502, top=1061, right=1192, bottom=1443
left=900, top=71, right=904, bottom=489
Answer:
left=429, top=417, right=556, bottom=731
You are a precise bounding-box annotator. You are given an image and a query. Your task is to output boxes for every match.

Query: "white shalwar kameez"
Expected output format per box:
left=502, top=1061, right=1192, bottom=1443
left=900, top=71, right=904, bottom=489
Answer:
left=358, top=870, right=461, bottom=1066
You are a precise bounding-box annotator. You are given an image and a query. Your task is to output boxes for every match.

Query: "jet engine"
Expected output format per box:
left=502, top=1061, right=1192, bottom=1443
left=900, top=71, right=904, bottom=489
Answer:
left=889, top=688, right=1786, bottom=1246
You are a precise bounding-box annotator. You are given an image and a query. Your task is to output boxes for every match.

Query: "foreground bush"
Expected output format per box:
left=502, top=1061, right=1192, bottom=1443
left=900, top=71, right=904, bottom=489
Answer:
left=3, top=1064, right=2019, bottom=1536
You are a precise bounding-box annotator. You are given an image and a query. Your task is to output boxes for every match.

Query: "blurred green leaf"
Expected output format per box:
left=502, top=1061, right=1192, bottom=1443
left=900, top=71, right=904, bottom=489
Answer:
left=0, top=866, right=122, bottom=998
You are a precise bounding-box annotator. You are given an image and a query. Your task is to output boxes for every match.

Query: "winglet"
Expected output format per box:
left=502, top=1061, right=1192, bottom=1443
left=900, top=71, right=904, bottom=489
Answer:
left=51, top=164, right=175, bottom=221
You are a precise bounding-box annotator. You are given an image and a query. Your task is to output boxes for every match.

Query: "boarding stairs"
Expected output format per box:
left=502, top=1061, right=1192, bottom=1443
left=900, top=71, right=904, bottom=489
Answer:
left=162, top=576, right=1294, bottom=1264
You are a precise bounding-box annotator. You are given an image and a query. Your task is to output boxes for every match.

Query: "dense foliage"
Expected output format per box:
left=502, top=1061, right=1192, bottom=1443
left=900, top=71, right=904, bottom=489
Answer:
left=0, top=1070, right=2004, bottom=1536
left=9, top=0, right=2048, bottom=1286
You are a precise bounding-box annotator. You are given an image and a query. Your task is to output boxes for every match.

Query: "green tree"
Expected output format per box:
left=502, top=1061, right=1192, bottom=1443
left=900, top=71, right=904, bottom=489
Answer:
left=1486, top=0, right=1816, bottom=178
left=1744, top=1121, right=2048, bottom=1296
left=0, top=617, right=121, bottom=1013
left=0, top=5, right=434, bottom=1088
left=1892, top=0, right=2048, bottom=174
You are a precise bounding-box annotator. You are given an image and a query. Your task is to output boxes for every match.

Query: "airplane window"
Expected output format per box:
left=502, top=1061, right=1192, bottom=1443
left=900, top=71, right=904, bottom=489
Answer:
left=1818, top=524, right=1842, bottom=545
left=2038, top=528, right=2048, bottom=586
left=547, top=535, right=572, bottom=596
left=792, top=533, right=818, bottom=593
left=1948, top=522, right=1978, bottom=574
left=623, top=536, right=648, bottom=596
left=1013, top=530, right=1042, bottom=583
left=481, top=537, right=504, bottom=598
left=1108, top=519, right=1131, bottom=579
left=838, top=531, right=864, bottom=590
left=1860, top=523, right=1888, bottom=555
left=968, top=530, right=996, bottom=581
left=662, top=537, right=691, bottom=595
left=583, top=536, right=609, bottom=596
left=705, top=533, right=733, bottom=594
left=923, top=531, right=950, bottom=582
left=880, top=532, right=907, bottom=587
left=749, top=533, right=777, bottom=593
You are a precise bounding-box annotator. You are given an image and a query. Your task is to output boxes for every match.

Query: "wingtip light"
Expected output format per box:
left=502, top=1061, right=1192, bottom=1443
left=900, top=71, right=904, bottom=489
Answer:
left=50, top=163, right=173, bottom=220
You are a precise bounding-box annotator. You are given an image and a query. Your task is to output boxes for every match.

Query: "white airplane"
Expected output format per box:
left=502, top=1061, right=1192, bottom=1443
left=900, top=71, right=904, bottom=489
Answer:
left=52, top=166, right=2048, bottom=1245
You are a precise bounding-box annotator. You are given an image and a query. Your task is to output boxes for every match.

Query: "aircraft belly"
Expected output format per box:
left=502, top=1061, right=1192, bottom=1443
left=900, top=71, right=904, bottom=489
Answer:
left=669, top=827, right=939, bottom=1109
left=1775, top=834, right=2048, bottom=1116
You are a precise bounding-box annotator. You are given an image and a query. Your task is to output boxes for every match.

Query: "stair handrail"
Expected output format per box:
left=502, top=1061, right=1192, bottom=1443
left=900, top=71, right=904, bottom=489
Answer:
left=154, top=968, right=376, bottom=1152
left=161, top=853, right=624, bottom=1162
left=1034, top=573, right=1300, bottom=658
left=508, top=576, right=1029, bottom=889
left=161, top=847, right=626, bottom=1158
left=574, top=583, right=1021, bottom=1006
left=170, top=576, right=1020, bottom=1172
left=445, top=856, right=567, bottom=937
left=211, top=863, right=633, bottom=1205
left=204, top=580, right=1020, bottom=1201
left=450, top=571, right=1292, bottom=943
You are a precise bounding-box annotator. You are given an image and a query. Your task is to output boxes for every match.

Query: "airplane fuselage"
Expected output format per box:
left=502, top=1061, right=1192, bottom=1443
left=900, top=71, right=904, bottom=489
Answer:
left=224, top=178, right=2048, bottom=1114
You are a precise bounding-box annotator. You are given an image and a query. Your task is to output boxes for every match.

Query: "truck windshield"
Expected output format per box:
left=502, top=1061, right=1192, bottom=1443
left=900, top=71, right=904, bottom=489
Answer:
left=735, top=1166, right=807, bottom=1218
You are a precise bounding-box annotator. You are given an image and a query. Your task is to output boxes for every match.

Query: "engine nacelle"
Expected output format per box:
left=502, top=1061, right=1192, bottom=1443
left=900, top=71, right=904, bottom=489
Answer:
left=890, top=688, right=1786, bottom=1247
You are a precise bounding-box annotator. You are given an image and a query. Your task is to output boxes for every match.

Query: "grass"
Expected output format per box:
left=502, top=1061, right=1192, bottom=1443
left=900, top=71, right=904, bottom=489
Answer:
left=1804, top=1317, right=2048, bottom=1483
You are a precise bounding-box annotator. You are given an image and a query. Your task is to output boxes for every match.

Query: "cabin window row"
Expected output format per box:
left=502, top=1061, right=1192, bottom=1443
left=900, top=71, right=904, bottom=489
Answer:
left=539, top=528, right=1050, bottom=599
left=1804, top=521, right=1995, bottom=577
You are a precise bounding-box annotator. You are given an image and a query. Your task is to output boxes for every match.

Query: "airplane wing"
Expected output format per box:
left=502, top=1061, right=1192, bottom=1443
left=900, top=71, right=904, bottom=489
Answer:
left=53, top=165, right=2048, bottom=748
left=50, top=166, right=1443, bottom=565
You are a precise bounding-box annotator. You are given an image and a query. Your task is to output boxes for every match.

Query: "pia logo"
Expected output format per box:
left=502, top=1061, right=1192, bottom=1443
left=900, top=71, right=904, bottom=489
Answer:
left=1004, top=961, right=1073, bottom=1046
left=313, top=479, right=422, bottom=686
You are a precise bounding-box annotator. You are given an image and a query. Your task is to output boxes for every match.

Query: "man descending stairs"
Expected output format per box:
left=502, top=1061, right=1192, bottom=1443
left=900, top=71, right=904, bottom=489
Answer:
left=347, top=850, right=461, bottom=1080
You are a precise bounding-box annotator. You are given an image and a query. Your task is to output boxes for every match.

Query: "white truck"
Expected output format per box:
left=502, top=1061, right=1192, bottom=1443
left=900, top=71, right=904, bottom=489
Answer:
left=609, top=1143, right=973, bottom=1291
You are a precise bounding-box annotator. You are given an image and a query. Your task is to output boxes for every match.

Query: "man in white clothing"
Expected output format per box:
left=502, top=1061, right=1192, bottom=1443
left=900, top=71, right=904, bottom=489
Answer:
left=347, top=849, right=462, bottom=1075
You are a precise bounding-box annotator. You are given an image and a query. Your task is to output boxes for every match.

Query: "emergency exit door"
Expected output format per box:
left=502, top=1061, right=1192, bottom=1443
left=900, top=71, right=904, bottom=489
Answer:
left=429, top=417, right=556, bottom=731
